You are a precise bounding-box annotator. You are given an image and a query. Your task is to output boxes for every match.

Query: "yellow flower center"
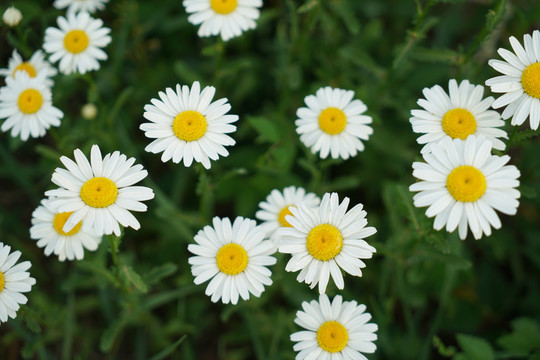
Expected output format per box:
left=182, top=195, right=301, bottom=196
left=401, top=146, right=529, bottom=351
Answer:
left=306, top=224, right=343, bottom=261
left=216, top=243, right=248, bottom=275
left=441, top=108, right=477, bottom=140
left=0, top=271, right=4, bottom=292
left=17, top=89, right=43, bottom=114
left=13, top=62, right=37, bottom=77
left=172, top=110, right=208, bottom=142
left=80, top=177, right=118, bottom=208
left=521, top=62, right=540, bottom=99
left=64, top=30, right=90, bottom=54
left=277, top=205, right=295, bottom=227
left=53, top=212, right=83, bottom=236
left=317, top=321, right=349, bottom=353
left=210, top=0, right=238, bottom=14
left=446, top=165, right=486, bottom=202
left=318, top=107, right=347, bottom=135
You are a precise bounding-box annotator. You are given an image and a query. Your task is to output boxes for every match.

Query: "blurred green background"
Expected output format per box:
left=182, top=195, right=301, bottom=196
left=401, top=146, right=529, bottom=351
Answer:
left=1, top=0, right=540, bottom=359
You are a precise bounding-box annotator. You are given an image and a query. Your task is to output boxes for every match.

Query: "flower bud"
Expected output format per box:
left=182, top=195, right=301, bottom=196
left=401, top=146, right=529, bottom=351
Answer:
left=3, top=6, right=22, bottom=27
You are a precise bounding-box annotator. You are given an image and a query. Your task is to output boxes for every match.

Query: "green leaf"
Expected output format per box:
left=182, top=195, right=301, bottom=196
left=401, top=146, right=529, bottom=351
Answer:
left=454, top=334, right=495, bottom=360
left=122, top=265, right=149, bottom=293
left=149, top=335, right=187, bottom=360
left=247, top=116, right=281, bottom=143
left=145, top=263, right=178, bottom=286
left=497, top=318, right=540, bottom=354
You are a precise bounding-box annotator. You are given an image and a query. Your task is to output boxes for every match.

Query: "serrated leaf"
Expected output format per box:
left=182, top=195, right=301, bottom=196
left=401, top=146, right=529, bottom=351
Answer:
left=145, top=263, right=178, bottom=285
left=455, top=334, right=494, bottom=360
left=122, top=265, right=148, bottom=293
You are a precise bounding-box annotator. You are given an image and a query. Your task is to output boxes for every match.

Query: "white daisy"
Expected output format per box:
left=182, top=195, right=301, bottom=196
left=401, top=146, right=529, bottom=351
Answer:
left=411, top=79, right=507, bottom=153
left=278, top=192, right=377, bottom=294
left=30, top=198, right=102, bottom=261
left=296, top=87, right=373, bottom=160
left=409, top=135, right=520, bottom=240
left=43, top=11, right=111, bottom=75
left=255, top=186, right=320, bottom=244
left=140, top=81, right=238, bottom=169
left=45, top=145, right=155, bottom=237
left=53, top=0, right=109, bottom=14
left=183, top=0, right=262, bottom=41
left=291, top=294, right=378, bottom=360
left=0, top=49, right=57, bottom=86
left=188, top=216, right=276, bottom=305
left=0, top=71, right=63, bottom=141
left=0, top=242, right=36, bottom=324
left=486, top=30, right=540, bottom=130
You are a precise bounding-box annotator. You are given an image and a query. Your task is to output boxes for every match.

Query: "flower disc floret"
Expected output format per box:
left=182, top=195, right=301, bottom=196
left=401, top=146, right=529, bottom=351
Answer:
left=17, top=89, right=43, bottom=114
left=13, top=62, right=37, bottom=77
left=317, top=321, right=349, bottom=353
left=442, top=108, right=477, bottom=140
left=216, top=243, right=248, bottom=275
left=210, top=0, right=237, bottom=14
left=318, top=107, right=347, bottom=135
left=172, top=110, right=208, bottom=141
left=446, top=166, right=486, bottom=202
left=53, top=212, right=82, bottom=236
left=521, top=62, right=540, bottom=99
left=277, top=206, right=294, bottom=227
left=80, top=177, right=118, bottom=208
left=306, top=224, right=343, bottom=261
left=64, top=30, right=90, bottom=54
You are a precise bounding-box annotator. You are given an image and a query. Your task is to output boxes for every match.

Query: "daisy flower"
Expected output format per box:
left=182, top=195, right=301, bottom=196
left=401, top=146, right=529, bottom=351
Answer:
left=296, top=86, right=373, bottom=160
left=43, top=11, right=111, bottom=75
left=255, top=186, right=320, bottom=243
left=409, top=135, right=520, bottom=240
left=0, top=242, right=36, bottom=324
left=183, top=0, right=262, bottom=41
left=291, top=294, right=378, bottom=360
left=486, top=30, right=540, bottom=130
left=278, top=192, right=377, bottom=294
left=53, top=0, right=109, bottom=14
left=140, top=81, right=238, bottom=169
left=45, top=145, right=155, bottom=237
left=0, top=50, right=57, bottom=86
left=30, top=198, right=102, bottom=261
left=0, top=71, right=63, bottom=141
left=410, top=79, right=507, bottom=153
left=188, top=217, right=276, bottom=305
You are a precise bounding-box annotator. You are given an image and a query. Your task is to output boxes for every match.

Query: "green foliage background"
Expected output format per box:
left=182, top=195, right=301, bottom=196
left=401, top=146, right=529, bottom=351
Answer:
left=1, top=0, right=540, bottom=359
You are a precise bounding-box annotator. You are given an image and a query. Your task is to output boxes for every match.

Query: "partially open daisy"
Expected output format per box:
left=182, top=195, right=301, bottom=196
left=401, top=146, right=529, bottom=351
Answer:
left=296, top=87, right=373, bottom=160
left=486, top=30, right=540, bottom=130
left=45, top=145, right=154, bottom=236
left=188, top=217, right=276, bottom=305
left=411, top=79, right=507, bottom=153
left=140, top=81, right=238, bottom=169
left=183, top=0, right=262, bottom=41
left=0, top=50, right=57, bottom=87
left=278, top=192, right=377, bottom=294
left=0, top=242, right=36, bottom=325
left=291, top=294, right=378, bottom=360
left=255, top=186, right=320, bottom=244
left=43, top=11, right=111, bottom=75
left=53, top=0, right=109, bottom=14
left=30, top=198, right=102, bottom=261
left=409, top=135, right=520, bottom=240
left=0, top=71, right=63, bottom=141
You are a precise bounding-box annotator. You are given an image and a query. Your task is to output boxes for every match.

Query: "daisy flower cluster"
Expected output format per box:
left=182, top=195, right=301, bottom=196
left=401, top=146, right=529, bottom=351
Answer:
left=406, top=31, right=540, bottom=240
left=186, top=187, right=379, bottom=359
left=0, top=0, right=112, bottom=141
